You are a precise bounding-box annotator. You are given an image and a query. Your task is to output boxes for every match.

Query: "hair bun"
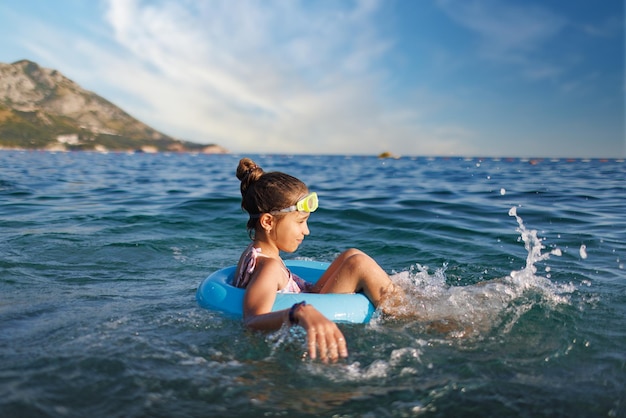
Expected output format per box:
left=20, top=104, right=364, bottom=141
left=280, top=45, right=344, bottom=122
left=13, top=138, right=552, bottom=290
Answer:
left=236, top=158, right=264, bottom=198
left=236, top=158, right=263, bottom=180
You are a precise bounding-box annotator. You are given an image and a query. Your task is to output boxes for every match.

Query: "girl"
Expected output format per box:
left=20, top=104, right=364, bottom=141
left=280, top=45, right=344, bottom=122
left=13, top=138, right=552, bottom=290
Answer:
left=234, top=158, right=397, bottom=362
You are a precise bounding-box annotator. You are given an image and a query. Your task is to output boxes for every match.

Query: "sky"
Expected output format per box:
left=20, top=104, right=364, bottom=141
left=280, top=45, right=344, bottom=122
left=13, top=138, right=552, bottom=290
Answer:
left=0, top=0, right=623, bottom=158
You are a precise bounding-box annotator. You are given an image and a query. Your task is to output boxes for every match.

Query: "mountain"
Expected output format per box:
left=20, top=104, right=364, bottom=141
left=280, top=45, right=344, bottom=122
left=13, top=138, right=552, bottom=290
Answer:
left=0, top=60, right=226, bottom=153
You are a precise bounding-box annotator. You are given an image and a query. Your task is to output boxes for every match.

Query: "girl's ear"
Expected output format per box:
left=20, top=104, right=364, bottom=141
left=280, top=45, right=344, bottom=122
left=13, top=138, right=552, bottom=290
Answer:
left=259, top=213, right=275, bottom=232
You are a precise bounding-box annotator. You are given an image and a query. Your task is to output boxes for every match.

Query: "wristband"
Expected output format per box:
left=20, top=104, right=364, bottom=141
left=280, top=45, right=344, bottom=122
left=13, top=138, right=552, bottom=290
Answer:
left=288, top=301, right=307, bottom=325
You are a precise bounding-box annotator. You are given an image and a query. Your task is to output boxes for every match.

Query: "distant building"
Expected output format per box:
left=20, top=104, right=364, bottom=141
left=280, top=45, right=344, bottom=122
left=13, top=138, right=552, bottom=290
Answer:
left=57, top=134, right=80, bottom=145
left=140, top=145, right=159, bottom=154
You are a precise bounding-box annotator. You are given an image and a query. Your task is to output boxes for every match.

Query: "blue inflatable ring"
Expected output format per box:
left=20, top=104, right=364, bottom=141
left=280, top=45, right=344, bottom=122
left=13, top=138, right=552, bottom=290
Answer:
left=196, top=260, right=376, bottom=323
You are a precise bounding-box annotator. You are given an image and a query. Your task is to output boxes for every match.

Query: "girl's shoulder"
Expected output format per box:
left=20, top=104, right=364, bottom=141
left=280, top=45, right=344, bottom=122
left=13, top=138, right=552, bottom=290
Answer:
left=247, top=256, right=289, bottom=293
left=254, top=255, right=285, bottom=275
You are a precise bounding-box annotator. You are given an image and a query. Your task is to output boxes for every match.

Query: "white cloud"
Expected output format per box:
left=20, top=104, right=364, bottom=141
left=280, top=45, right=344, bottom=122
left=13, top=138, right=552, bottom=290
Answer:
left=98, top=0, right=439, bottom=154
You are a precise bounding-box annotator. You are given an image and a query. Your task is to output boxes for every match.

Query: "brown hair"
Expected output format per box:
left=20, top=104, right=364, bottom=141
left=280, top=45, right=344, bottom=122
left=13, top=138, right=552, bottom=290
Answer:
left=236, top=158, right=308, bottom=231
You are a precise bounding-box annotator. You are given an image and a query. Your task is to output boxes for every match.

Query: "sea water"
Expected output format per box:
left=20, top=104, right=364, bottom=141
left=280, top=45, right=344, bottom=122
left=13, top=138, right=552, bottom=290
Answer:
left=0, top=151, right=624, bottom=417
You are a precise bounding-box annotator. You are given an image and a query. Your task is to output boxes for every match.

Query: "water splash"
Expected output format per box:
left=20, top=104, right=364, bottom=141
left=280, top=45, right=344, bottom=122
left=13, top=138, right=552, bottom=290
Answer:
left=508, top=206, right=562, bottom=276
left=379, top=207, right=575, bottom=338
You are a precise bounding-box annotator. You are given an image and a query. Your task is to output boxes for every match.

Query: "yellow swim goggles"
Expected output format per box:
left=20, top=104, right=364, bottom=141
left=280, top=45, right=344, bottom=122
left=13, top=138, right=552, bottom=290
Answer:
left=273, top=192, right=318, bottom=214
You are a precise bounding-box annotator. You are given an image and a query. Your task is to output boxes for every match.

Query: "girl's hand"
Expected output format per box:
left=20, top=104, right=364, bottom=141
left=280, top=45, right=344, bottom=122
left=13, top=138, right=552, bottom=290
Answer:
left=295, top=304, right=348, bottom=362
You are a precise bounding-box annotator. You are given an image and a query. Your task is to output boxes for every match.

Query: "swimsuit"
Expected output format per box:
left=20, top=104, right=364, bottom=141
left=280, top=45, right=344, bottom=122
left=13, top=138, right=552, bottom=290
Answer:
left=233, top=244, right=312, bottom=293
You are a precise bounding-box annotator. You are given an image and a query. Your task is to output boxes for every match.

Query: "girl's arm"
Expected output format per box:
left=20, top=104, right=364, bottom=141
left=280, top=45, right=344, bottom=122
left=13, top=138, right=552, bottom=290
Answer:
left=242, top=258, right=287, bottom=330
left=242, top=258, right=348, bottom=362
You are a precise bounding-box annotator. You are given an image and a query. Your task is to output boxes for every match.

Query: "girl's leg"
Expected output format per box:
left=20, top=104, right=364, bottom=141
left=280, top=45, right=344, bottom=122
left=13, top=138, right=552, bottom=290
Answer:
left=312, top=248, right=395, bottom=306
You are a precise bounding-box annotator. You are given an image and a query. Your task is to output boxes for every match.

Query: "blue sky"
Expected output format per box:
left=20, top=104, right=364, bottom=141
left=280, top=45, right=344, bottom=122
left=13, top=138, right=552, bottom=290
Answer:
left=0, top=0, right=623, bottom=157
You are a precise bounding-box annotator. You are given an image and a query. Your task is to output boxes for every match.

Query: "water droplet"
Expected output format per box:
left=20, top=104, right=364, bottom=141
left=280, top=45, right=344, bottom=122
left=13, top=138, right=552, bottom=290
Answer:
left=579, top=244, right=587, bottom=259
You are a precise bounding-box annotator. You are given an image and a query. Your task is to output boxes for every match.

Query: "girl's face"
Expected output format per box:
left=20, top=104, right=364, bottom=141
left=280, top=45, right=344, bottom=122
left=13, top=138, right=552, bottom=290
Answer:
left=273, top=211, right=310, bottom=253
